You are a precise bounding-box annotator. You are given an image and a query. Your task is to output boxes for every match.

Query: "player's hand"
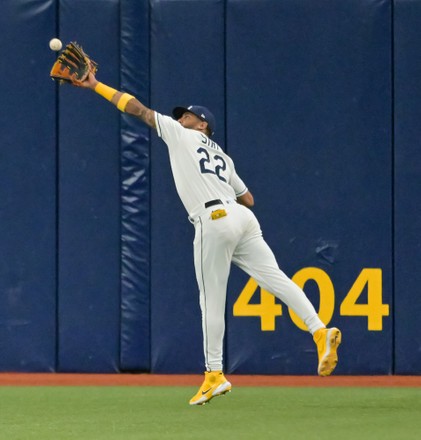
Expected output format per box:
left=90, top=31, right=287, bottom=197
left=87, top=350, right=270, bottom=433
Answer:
left=77, top=71, right=99, bottom=90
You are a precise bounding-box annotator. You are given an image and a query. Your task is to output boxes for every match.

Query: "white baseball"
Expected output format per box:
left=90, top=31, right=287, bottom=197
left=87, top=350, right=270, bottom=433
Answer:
left=49, top=38, right=63, bottom=51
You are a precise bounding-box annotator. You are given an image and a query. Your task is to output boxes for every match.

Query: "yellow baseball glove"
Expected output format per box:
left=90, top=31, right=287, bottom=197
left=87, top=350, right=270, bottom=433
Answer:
left=50, top=42, right=98, bottom=85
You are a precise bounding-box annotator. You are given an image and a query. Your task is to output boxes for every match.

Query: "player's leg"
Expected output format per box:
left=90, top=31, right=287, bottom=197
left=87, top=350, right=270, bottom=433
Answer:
left=232, top=209, right=341, bottom=375
left=193, top=217, right=234, bottom=372
left=233, top=234, right=325, bottom=333
left=189, top=215, right=236, bottom=404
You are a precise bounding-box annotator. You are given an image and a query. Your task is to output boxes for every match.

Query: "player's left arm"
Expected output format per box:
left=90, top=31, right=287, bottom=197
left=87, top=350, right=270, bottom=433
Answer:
left=123, top=96, right=156, bottom=129
left=78, top=72, right=156, bottom=129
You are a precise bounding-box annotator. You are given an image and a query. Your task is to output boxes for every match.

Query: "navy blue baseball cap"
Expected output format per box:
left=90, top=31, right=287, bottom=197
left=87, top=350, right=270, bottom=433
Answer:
left=172, top=105, right=216, bottom=136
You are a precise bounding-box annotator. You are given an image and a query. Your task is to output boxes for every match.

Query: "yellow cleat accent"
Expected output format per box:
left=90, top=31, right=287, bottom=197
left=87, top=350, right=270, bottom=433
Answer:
left=313, top=327, right=342, bottom=377
left=189, top=371, right=232, bottom=406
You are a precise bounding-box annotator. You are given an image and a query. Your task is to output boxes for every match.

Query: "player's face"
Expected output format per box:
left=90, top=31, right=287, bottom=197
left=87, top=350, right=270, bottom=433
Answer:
left=178, top=112, right=205, bottom=131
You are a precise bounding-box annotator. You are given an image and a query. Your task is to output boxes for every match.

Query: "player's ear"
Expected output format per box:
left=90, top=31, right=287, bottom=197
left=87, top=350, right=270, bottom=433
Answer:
left=204, top=122, right=212, bottom=137
left=198, top=120, right=208, bottom=131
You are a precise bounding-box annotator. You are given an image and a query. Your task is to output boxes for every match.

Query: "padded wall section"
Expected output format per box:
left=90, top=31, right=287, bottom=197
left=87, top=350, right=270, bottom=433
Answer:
left=120, top=0, right=151, bottom=371
left=3, top=0, right=420, bottom=375
left=57, top=0, right=121, bottom=372
left=225, top=0, right=393, bottom=374
left=0, top=0, right=57, bottom=371
left=394, top=0, right=421, bottom=374
left=150, top=0, right=225, bottom=373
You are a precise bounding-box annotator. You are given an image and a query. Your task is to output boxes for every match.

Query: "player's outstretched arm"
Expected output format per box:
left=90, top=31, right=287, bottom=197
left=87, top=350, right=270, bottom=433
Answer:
left=79, top=72, right=156, bottom=130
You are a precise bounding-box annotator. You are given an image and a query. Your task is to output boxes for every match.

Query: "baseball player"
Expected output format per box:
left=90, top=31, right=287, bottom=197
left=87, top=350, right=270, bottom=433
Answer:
left=75, top=73, right=341, bottom=405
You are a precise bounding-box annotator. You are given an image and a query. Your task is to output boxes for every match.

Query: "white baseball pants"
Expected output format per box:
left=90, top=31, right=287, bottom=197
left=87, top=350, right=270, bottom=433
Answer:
left=192, top=201, right=324, bottom=372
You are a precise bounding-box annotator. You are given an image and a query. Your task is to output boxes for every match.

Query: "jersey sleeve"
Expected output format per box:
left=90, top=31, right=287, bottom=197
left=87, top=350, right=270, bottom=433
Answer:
left=155, top=112, right=184, bottom=146
left=229, top=163, right=248, bottom=197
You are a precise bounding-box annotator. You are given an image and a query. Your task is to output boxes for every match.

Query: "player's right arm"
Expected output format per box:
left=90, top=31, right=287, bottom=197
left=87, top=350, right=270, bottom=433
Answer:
left=79, top=72, right=156, bottom=130
left=227, top=159, right=254, bottom=207
left=237, top=191, right=254, bottom=207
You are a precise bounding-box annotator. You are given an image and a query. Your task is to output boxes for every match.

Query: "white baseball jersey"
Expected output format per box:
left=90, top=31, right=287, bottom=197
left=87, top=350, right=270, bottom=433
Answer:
left=154, top=112, right=248, bottom=216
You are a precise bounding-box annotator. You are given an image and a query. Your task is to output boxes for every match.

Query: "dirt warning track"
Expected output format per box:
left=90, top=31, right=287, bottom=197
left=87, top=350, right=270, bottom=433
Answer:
left=0, top=374, right=419, bottom=387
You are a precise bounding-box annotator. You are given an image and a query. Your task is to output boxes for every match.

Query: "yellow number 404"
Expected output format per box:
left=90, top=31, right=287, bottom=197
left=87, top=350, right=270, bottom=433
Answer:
left=233, top=268, right=389, bottom=332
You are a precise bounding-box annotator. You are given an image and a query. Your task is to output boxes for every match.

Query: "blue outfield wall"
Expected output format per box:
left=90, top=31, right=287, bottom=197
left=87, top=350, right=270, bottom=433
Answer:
left=149, top=0, right=226, bottom=373
left=0, top=0, right=419, bottom=374
left=120, top=0, right=151, bottom=372
left=0, top=0, right=57, bottom=371
left=394, top=0, right=421, bottom=374
left=57, top=0, right=122, bottom=372
left=225, top=0, right=393, bottom=375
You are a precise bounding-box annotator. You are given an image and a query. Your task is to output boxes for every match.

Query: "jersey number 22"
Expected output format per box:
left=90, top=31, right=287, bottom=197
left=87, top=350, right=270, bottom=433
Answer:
left=197, top=147, right=227, bottom=182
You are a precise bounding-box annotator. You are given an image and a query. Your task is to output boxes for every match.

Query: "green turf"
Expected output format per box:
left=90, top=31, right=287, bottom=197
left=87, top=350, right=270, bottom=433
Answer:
left=0, top=386, right=419, bottom=439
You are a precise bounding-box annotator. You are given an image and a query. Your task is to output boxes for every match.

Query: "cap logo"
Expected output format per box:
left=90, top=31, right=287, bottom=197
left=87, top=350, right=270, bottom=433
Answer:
left=201, top=114, right=206, bottom=119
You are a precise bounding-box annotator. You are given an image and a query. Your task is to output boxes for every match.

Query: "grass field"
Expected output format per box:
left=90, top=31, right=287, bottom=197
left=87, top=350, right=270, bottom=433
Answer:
left=0, top=386, right=420, bottom=439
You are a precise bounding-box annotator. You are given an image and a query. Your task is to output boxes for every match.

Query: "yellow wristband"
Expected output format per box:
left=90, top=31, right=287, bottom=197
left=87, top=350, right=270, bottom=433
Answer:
left=94, top=82, right=117, bottom=102
left=117, top=93, right=135, bottom=112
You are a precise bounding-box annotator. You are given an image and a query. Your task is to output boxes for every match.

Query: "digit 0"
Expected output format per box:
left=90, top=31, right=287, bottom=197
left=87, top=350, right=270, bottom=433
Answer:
left=289, top=268, right=335, bottom=331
